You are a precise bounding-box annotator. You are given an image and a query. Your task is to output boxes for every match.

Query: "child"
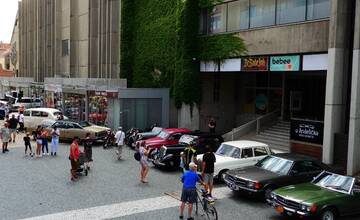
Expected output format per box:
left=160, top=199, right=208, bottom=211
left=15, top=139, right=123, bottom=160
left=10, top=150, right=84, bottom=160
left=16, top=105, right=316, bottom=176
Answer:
left=24, top=132, right=33, bottom=157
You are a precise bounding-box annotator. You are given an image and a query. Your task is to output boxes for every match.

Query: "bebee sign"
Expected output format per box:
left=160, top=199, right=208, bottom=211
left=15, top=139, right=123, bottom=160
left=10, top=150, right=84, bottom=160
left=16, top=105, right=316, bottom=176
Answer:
left=270, top=55, right=300, bottom=71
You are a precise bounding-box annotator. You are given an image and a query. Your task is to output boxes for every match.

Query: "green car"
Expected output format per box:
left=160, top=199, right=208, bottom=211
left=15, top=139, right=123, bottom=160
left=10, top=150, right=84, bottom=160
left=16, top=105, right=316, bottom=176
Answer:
left=268, top=171, right=360, bottom=220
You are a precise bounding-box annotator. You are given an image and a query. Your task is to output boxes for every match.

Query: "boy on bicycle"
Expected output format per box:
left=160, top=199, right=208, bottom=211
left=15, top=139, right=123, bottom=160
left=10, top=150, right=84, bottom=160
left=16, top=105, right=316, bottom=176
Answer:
left=179, top=162, right=204, bottom=220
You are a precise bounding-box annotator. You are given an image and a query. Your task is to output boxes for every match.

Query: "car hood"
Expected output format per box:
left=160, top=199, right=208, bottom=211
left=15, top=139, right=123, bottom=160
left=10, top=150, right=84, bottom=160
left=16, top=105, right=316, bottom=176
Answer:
left=83, top=125, right=109, bottom=133
left=227, top=166, right=279, bottom=182
left=144, top=137, right=166, bottom=146
left=274, top=183, right=346, bottom=204
left=139, top=131, right=159, bottom=137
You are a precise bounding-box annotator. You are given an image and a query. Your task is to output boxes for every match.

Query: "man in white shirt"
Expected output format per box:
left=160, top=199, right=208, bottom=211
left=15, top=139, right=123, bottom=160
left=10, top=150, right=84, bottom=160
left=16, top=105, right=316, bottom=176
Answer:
left=115, top=127, right=125, bottom=160
left=18, top=112, right=25, bottom=132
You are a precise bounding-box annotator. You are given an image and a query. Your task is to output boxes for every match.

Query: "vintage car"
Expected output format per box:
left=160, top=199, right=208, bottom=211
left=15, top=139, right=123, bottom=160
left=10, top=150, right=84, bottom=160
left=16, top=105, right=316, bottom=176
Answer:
left=136, top=127, right=163, bottom=141
left=197, top=140, right=272, bottom=182
left=224, top=154, right=330, bottom=199
left=43, top=120, right=110, bottom=142
left=153, top=133, right=224, bottom=169
left=268, top=171, right=360, bottom=220
left=142, top=128, right=192, bottom=153
left=10, top=108, right=68, bottom=132
left=11, top=97, right=43, bottom=112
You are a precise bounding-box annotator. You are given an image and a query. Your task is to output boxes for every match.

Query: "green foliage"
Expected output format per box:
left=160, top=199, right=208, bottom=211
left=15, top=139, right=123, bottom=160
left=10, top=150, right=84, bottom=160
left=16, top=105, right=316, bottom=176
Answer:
left=120, top=0, right=247, bottom=107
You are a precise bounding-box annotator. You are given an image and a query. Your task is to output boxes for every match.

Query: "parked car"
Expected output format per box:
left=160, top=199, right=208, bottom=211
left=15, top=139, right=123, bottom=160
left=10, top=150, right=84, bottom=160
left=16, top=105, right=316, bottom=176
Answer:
left=11, top=97, right=43, bottom=111
left=197, top=141, right=272, bottom=182
left=268, top=171, right=360, bottom=220
left=153, top=133, right=224, bottom=169
left=224, top=154, right=330, bottom=199
left=136, top=126, right=163, bottom=141
left=10, top=108, right=68, bottom=132
left=43, top=120, right=110, bottom=142
left=142, top=128, right=192, bottom=153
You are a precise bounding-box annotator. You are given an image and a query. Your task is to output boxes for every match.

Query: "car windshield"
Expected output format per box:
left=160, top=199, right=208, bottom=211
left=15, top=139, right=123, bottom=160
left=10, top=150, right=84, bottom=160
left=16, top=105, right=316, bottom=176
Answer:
left=255, top=156, right=293, bottom=175
left=157, top=131, right=170, bottom=139
left=152, top=127, right=162, bottom=133
left=215, top=144, right=240, bottom=158
left=313, top=172, right=354, bottom=194
left=78, top=121, right=92, bottom=127
left=179, top=135, right=196, bottom=144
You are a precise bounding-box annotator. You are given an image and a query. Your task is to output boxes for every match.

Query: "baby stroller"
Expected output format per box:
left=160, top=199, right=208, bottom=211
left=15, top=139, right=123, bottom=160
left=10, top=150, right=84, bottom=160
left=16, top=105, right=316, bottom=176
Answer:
left=76, top=152, right=88, bottom=176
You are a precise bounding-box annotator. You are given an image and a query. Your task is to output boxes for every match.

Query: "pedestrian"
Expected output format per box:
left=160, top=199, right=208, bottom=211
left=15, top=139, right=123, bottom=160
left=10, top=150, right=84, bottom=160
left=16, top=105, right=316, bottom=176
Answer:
left=35, top=127, right=42, bottom=157
left=8, top=114, right=18, bottom=143
left=57, top=112, right=64, bottom=120
left=201, top=145, right=216, bottom=197
left=50, top=126, right=60, bottom=156
left=0, top=122, right=11, bottom=153
left=5, top=115, right=10, bottom=124
left=181, top=141, right=198, bottom=172
left=69, top=137, right=80, bottom=181
left=24, top=132, right=33, bottom=157
left=41, top=128, right=49, bottom=155
left=208, top=117, right=216, bottom=133
left=115, top=127, right=125, bottom=160
left=18, top=112, right=25, bottom=133
left=139, top=141, right=151, bottom=183
left=83, top=132, right=93, bottom=170
left=179, top=162, right=204, bottom=220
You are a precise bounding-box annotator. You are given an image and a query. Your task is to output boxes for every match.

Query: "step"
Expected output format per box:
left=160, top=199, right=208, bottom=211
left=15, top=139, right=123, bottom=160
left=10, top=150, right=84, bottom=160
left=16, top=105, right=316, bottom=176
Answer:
left=263, top=129, right=290, bottom=136
left=265, top=127, right=290, bottom=134
left=257, top=133, right=290, bottom=140
left=260, top=131, right=289, bottom=139
left=272, top=125, right=291, bottom=130
left=277, top=121, right=290, bottom=126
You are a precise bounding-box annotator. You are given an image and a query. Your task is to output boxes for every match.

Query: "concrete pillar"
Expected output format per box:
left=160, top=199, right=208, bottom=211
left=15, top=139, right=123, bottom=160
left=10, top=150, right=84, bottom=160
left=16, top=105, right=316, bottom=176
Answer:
left=347, top=0, right=360, bottom=175
left=323, top=0, right=353, bottom=164
left=178, top=103, right=200, bottom=131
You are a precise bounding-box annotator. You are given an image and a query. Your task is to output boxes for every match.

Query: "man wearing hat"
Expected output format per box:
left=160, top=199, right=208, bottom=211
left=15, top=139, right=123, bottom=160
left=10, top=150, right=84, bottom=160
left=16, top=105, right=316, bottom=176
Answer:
left=115, top=126, right=125, bottom=160
left=179, top=162, right=204, bottom=220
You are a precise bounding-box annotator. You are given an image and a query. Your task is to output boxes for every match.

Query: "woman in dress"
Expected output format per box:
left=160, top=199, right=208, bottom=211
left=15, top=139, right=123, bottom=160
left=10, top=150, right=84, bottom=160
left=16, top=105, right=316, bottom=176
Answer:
left=139, top=141, right=151, bottom=183
left=35, top=126, right=42, bottom=157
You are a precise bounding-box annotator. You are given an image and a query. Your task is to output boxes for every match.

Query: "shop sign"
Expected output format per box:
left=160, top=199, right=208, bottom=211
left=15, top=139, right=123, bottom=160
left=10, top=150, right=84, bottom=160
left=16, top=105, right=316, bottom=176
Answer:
left=242, top=57, right=268, bottom=71
left=303, top=54, right=328, bottom=71
left=87, top=90, right=118, bottom=98
left=270, top=55, right=300, bottom=71
left=290, top=119, right=324, bottom=145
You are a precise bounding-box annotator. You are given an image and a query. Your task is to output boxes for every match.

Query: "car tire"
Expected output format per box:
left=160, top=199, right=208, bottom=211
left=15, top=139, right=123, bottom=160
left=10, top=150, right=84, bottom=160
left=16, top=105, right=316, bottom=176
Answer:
left=218, top=170, right=228, bottom=182
left=320, top=209, right=337, bottom=220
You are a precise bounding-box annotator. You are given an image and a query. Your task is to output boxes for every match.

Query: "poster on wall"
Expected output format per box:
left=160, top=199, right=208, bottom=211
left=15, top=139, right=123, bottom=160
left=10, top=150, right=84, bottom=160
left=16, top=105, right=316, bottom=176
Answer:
left=270, top=55, right=300, bottom=71
left=242, top=56, right=268, bottom=71
left=290, top=119, right=324, bottom=145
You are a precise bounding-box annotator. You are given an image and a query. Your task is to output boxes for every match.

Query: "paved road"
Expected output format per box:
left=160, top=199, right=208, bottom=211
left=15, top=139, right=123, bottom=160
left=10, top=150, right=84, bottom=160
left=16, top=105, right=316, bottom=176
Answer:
left=0, top=135, right=358, bottom=220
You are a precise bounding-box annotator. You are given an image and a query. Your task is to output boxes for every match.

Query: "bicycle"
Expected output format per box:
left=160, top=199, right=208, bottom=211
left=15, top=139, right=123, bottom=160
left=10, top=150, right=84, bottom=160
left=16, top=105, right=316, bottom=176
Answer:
left=195, top=185, right=218, bottom=220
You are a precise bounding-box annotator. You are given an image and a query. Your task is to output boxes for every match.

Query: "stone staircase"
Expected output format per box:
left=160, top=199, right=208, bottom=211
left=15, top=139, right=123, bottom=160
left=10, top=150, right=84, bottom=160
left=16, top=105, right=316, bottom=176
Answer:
left=251, top=121, right=290, bottom=152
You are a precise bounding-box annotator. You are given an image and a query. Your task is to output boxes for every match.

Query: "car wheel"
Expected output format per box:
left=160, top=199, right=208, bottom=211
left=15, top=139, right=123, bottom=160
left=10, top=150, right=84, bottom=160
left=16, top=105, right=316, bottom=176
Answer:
left=218, top=170, right=228, bottom=182
left=321, top=209, right=337, bottom=220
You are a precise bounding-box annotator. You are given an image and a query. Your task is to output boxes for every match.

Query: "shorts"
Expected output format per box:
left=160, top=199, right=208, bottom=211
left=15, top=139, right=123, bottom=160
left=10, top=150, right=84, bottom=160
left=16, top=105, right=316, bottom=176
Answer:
left=36, top=139, right=43, bottom=145
left=10, top=129, right=16, bottom=133
left=203, top=173, right=214, bottom=184
left=181, top=188, right=197, bottom=204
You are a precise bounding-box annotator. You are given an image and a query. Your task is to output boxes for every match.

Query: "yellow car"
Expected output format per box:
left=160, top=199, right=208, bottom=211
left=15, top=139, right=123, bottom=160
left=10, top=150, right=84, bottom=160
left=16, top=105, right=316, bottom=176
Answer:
left=44, top=120, right=110, bottom=142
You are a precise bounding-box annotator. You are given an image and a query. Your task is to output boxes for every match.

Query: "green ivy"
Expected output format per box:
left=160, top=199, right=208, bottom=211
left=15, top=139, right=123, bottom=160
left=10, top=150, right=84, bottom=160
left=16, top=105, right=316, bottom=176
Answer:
left=120, top=0, right=247, bottom=107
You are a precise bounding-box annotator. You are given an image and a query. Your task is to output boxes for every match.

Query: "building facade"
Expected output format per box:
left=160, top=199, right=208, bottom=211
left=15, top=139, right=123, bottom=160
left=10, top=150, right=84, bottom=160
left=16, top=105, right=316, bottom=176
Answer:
left=18, top=0, right=121, bottom=81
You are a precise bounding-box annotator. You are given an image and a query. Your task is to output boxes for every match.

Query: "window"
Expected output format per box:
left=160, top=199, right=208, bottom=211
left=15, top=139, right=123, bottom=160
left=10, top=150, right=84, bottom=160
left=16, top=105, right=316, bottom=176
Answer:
left=208, top=4, right=227, bottom=34
left=32, top=111, right=41, bottom=117
left=241, top=148, right=254, bottom=158
left=62, top=39, right=70, bottom=56
left=254, top=147, right=268, bottom=156
left=292, top=160, right=322, bottom=173
left=276, top=0, right=306, bottom=24
left=40, top=112, right=49, bottom=117
left=307, top=0, right=330, bottom=20
left=54, top=121, right=67, bottom=129
left=227, top=0, right=249, bottom=31
left=23, top=110, right=30, bottom=116
left=250, top=0, right=276, bottom=28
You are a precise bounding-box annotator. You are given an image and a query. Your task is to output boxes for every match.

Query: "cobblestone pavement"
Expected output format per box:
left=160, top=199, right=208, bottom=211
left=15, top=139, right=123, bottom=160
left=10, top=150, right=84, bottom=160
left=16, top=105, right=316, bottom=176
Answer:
left=0, top=132, right=358, bottom=220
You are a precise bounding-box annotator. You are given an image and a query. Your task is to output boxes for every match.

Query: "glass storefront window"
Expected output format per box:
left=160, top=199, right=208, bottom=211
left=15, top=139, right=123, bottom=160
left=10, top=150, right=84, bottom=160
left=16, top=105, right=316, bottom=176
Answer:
left=208, top=4, right=227, bottom=34
left=276, top=0, right=306, bottom=24
left=88, top=95, right=108, bottom=126
left=227, top=0, right=249, bottom=31
left=64, top=94, right=86, bottom=121
left=250, top=0, right=276, bottom=28
left=307, top=0, right=330, bottom=20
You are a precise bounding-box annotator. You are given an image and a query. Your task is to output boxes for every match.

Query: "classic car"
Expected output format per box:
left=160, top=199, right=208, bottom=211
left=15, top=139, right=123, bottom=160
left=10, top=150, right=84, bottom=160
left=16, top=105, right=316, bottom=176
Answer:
left=268, top=171, right=360, bottom=220
left=11, top=97, right=43, bottom=112
left=197, top=140, right=272, bottom=182
left=224, top=154, right=330, bottom=199
left=153, top=133, right=224, bottom=169
left=43, top=120, right=110, bottom=142
left=136, top=127, right=163, bottom=141
left=142, top=128, right=192, bottom=153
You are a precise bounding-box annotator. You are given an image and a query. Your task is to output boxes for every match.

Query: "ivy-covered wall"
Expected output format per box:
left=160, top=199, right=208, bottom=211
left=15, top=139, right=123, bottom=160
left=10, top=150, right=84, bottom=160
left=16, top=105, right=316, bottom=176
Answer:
left=120, top=0, right=246, bottom=107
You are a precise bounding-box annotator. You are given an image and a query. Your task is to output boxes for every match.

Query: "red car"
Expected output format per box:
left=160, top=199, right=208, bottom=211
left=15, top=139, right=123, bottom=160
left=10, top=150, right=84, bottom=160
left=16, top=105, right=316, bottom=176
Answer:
left=142, top=128, right=192, bottom=151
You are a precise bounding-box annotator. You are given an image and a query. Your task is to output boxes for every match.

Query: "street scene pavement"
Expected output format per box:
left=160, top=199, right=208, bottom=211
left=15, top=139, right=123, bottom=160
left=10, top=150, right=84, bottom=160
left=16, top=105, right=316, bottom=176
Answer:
left=0, top=133, right=358, bottom=220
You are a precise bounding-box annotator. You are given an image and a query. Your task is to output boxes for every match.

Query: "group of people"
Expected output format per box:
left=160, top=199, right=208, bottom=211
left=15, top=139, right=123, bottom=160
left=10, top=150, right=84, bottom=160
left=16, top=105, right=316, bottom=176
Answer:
left=69, top=133, right=93, bottom=181
left=0, top=113, right=25, bottom=153
left=32, top=125, right=60, bottom=157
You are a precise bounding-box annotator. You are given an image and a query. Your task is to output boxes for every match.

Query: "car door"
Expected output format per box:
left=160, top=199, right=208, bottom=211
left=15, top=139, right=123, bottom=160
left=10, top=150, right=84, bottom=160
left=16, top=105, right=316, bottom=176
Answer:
left=30, top=110, right=43, bottom=128
left=53, top=121, right=68, bottom=141
left=348, top=182, right=360, bottom=215
left=23, top=110, right=31, bottom=128
left=288, top=161, right=317, bottom=185
left=253, top=146, right=269, bottom=163
left=65, top=122, right=85, bottom=140
left=240, top=147, right=256, bottom=167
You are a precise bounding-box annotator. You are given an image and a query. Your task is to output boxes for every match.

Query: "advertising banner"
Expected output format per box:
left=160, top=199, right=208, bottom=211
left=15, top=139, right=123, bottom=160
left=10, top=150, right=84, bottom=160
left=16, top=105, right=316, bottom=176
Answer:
left=270, top=55, right=300, bottom=71
left=290, top=119, right=324, bottom=145
left=242, top=57, right=268, bottom=71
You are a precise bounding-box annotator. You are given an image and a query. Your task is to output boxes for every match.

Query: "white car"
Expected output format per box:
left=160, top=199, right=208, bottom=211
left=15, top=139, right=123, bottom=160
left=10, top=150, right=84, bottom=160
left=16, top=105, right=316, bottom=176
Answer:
left=197, top=140, right=272, bottom=181
left=10, top=108, right=68, bottom=132
left=11, top=97, right=43, bottom=111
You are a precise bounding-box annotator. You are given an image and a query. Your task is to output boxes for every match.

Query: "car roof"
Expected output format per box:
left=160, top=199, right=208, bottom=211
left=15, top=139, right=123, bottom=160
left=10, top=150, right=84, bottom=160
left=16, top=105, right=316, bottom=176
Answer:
left=222, top=140, right=269, bottom=148
left=272, top=153, right=318, bottom=162
left=25, top=108, right=61, bottom=113
left=163, top=128, right=191, bottom=134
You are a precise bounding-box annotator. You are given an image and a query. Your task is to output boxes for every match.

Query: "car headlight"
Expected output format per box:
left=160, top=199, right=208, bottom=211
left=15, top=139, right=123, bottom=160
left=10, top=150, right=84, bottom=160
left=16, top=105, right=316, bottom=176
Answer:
left=301, top=205, right=307, bottom=211
left=247, top=182, right=255, bottom=188
left=270, top=192, right=276, bottom=199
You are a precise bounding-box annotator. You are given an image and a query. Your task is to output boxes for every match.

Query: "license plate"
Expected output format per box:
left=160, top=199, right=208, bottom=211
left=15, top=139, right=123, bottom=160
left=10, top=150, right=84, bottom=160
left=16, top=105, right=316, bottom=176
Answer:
left=276, top=206, right=284, bottom=214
